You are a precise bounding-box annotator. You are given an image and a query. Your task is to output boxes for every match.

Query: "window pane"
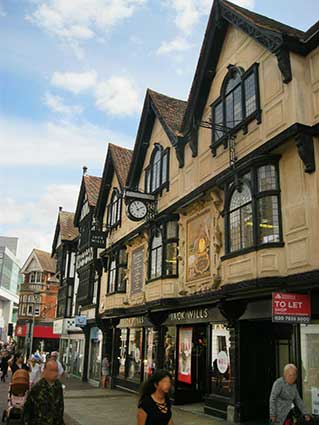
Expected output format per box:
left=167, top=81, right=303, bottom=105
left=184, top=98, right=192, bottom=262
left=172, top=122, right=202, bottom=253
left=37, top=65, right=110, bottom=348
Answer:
left=127, top=328, right=143, bottom=382
left=108, top=260, right=116, bottom=293
left=165, top=243, right=178, bottom=276
left=152, top=151, right=161, bottom=192
left=258, top=165, right=278, bottom=192
left=225, top=72, right=241, bottom=94
left=213, top=102, right=224, bottom=141
left=211, top=324, right=231, bottom=396
left=117, top=267, right=127, bottom=292
left=229, top=203, right=253, bottom=252
left=167, top=221, right=178, bottom=239
left=233, top=86, right=242, bottom=126
left=300, top=323, right=319, bottom=415
left=144, top=328, right=159, bottom=380
left=225, top=93, right=234, bottom=128
left=230, top=184, right=252, bottom=211
left=118, top=328, right=127, bottom=378
left=244, top=73, right=257, bottom=116
left=145, top=169, right=151, bottom=194
left=257, top=196, right=280, bottom=244
left=162, top=152, right=168, bottom=184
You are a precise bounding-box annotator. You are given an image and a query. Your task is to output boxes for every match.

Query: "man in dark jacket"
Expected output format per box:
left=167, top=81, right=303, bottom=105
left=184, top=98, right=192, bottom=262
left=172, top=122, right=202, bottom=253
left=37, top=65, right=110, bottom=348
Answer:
left=23, top=360, right=64, bottom=425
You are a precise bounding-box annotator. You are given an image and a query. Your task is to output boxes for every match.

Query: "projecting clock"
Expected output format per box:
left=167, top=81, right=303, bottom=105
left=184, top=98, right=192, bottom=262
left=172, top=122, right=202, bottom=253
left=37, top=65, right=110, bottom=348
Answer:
left=127, top=199, right=148, bottom=221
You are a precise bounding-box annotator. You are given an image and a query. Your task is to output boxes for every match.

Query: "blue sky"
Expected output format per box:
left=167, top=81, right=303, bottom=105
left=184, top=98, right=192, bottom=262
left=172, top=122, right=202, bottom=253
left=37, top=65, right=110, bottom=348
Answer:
left=1, top=0, right=318, bottom=264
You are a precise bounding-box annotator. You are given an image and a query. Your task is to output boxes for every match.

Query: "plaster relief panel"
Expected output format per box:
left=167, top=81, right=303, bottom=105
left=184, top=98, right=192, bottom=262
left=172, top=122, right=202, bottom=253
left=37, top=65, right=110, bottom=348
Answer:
left=312, top=87, right=319, bottom=119
left=265, top=100, right=285, bottom=136
left=262, top=54, right=283, bottom=103
left=287, top=236, right=309, bottom=269
left=199, top=151, right=213, bottom=182
left=285, top=204, right=307, bottom=235
left=259, top=252, right=279, bottom=272
left=310, top=50, right=319, bottom=85
left=224, top=256, right=255, bottom=281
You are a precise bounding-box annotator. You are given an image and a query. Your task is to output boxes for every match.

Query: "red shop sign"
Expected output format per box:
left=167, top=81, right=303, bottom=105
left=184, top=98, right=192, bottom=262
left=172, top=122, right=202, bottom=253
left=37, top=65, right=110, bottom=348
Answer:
left=272, top=292, right=311, bottom=324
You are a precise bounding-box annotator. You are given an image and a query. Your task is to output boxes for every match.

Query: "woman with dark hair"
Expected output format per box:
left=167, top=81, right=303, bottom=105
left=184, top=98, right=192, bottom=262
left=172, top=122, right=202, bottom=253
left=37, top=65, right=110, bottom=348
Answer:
left=137, top=370, right=174, bottom=425
left=10, top=352, right=30, bottom=376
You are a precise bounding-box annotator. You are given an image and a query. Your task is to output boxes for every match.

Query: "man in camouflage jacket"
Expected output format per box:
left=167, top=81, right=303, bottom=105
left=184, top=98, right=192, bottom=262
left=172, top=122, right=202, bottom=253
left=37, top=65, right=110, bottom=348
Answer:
left=23, top=360, right=64, bottom=425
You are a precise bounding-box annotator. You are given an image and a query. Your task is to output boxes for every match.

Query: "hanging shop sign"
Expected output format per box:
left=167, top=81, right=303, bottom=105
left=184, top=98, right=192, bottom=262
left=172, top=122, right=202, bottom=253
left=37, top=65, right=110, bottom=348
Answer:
left=90, top=231, right=107, bottom=248
left=178, top=327, right=193, bottom=384
left=130, top=246, right=144, bottom=295
left=75, top=315, right=87, bottom=327
left=272, top=292, right=311, bottom=323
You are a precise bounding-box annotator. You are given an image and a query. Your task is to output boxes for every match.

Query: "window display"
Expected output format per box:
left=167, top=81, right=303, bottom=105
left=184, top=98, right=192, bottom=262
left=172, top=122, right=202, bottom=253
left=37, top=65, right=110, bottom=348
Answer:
left=144, top=328, right=158, bottom=380
left=127, top=328, right=143, bottom=382
left=178, top=327, right=193, bottom=384
left=117, top=328, right=128, bottom=378
left=211, top=324, right=231, bottom=396
left=300, top=323, right=319, bottom=414
left=164, top=327, right=176, bottom=378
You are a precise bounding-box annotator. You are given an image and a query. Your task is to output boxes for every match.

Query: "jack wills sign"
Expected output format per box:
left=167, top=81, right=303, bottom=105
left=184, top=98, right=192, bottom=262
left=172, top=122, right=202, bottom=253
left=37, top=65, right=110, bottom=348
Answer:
left=166, top=308, right=211, bottom=324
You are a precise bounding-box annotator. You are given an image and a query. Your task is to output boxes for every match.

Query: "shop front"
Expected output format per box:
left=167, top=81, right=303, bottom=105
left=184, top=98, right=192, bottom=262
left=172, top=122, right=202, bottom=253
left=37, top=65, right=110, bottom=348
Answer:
left=88, top=326, right=103, bottom=385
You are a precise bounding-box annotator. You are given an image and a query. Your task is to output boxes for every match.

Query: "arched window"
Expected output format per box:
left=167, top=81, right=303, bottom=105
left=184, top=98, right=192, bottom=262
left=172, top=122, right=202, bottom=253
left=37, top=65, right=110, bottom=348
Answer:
left=145, top=145, right=169, bottom=194
left=150, top=231, right=163, bottom=279
left=211, top=63, right=260, bottom=152
left=225, top=162, right=282, bottom=255
left=228, top=183, right=253, bottom=252
left=107, top=188, right=122, bottom=228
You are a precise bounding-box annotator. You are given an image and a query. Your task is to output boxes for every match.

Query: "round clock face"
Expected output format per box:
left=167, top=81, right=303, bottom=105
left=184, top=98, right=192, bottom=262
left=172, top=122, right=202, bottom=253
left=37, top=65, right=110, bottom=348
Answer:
left=127, top=200, right=148, bottom=221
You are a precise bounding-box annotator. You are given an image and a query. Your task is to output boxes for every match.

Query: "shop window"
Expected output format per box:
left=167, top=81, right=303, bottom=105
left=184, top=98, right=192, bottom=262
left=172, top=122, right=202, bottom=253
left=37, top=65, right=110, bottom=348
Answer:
left=211, top=63, right=261, bottom=153
left=145, top=145, right=169, bottom=195
left=118, top=328, right=128, bottom=379
left=107, top=248, right=127, bottom=294
left=211, top=324, right=231, bottom=396
left=300, top=323, right=319, bottom=415
left=164, top=327, right=177, bottom=382
left=148, top=220, right=179, bottom=281
left=225, top=162, right=282, bottom=257
left=127, top=328, right=143, bottom=382
left=144, top=328, right=159, bottom=380
left=107, top=188, right=122, bottom=229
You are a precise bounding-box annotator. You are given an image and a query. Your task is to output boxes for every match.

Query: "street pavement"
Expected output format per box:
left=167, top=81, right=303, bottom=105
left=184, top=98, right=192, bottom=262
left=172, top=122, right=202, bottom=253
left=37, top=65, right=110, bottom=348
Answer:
left=62, top=376, right=231, bottom=425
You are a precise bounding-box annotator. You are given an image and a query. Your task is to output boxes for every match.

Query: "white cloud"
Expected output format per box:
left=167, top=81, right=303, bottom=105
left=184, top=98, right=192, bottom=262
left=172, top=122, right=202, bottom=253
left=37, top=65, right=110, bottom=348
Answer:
left=156, top=37, right=193, bottom=55
left=1, top=184, right=79, bottom=263
left=95, top=76, right=141, bottom=116
left=232, top=0, right=255, bottom=7
left=51, top=70, right=97, bottom=94
left=0, top=116, right=132, bottom=166
left=44, top=92, right=83, bottom=115
left=26, top=0, right=146, bottom=55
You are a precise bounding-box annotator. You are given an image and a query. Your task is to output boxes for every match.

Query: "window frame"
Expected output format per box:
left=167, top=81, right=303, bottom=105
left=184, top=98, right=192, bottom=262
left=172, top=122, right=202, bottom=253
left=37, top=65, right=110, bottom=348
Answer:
left=144, top=145, right=170, bottom=196
left=107, top=188, right=122, bottom=230
left=106, top=248, right=128, bottom=295
left=223, top=159, right=283, bottom=260
left=147, top=219, right=179, bottom=282
left=210, top=63, right=261, bottom=156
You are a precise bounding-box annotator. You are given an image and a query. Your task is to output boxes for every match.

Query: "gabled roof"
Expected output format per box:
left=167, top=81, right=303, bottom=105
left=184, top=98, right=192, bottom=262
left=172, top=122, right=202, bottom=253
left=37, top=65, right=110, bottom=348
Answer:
left=84, top=175, right=101, bottom=207
left=181, top=0, right=319, bottom=136
left=51, top=210, right=79, bottom=255
left=109, top=143, right=133, bottom=188
left=74, top=174, right=102, bottom=226
left=21, top=249, right=56, bottom=274
left=126, top=89, right=187, bottom=189
left=95, top=143, right=133, bottom=223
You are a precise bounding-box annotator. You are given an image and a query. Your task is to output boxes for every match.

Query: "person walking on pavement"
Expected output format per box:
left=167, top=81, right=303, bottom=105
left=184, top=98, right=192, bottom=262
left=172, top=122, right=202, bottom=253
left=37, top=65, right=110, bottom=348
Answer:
left=101, top=353, right=111, bottom=389
left=270, top=363, right=311, bottom=425
left=29, top=354, right=43, bottom=386
left=50, top=351, right=64, bottom=378
left=10, top=352, right=30, bottom=376
left=137, top=370, right=174, bottom=425
left=0, top=350, right=10, bottom=382
left=22, top=360, right=64, bottom=425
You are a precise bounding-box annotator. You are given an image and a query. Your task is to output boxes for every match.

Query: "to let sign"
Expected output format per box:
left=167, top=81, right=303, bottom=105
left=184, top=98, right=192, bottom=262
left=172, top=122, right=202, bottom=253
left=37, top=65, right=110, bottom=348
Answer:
left=272, top=292, right=311, bottom=323
left=90, top=231, right=107, bottom=248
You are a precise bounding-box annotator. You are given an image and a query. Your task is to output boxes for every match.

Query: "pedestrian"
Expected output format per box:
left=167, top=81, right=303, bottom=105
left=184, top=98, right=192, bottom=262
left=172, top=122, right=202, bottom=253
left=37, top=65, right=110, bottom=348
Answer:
left=50, top=351, right=64, bottom=378
left=29, top=354, right=42, bottom=386
left=10, top=352, right=30, bottom=376
left=0, top=350, right=10, bottom=382
left=22, top=360, right=64, bottom=425
left=137, top=370, right=174, bottom=425
left=270, top=363, right=311, bottom=425
left=101, top=353, right=111, bottom=389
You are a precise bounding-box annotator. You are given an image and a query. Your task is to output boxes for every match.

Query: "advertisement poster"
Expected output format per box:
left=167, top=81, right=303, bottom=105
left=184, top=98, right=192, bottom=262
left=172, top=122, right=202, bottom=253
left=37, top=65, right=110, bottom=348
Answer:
left=178, top=327, right=193, bottom=384
left=187, top=212, right=211, bottom=281
left=272, top=292, right=311, bottom=323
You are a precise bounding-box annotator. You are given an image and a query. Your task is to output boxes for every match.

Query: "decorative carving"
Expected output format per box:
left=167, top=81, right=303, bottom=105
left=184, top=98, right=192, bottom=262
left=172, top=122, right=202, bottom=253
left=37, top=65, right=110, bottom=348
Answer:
left=295, top=131, right=315, bottom=173
left=274, top=48, right=292, bottom=84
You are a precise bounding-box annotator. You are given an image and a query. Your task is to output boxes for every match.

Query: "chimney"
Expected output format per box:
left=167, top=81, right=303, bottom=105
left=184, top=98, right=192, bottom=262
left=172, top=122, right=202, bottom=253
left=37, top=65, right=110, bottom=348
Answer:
left=83, top=166, right=88, bottom=176
left=59, top=206, right=63, bottom=212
